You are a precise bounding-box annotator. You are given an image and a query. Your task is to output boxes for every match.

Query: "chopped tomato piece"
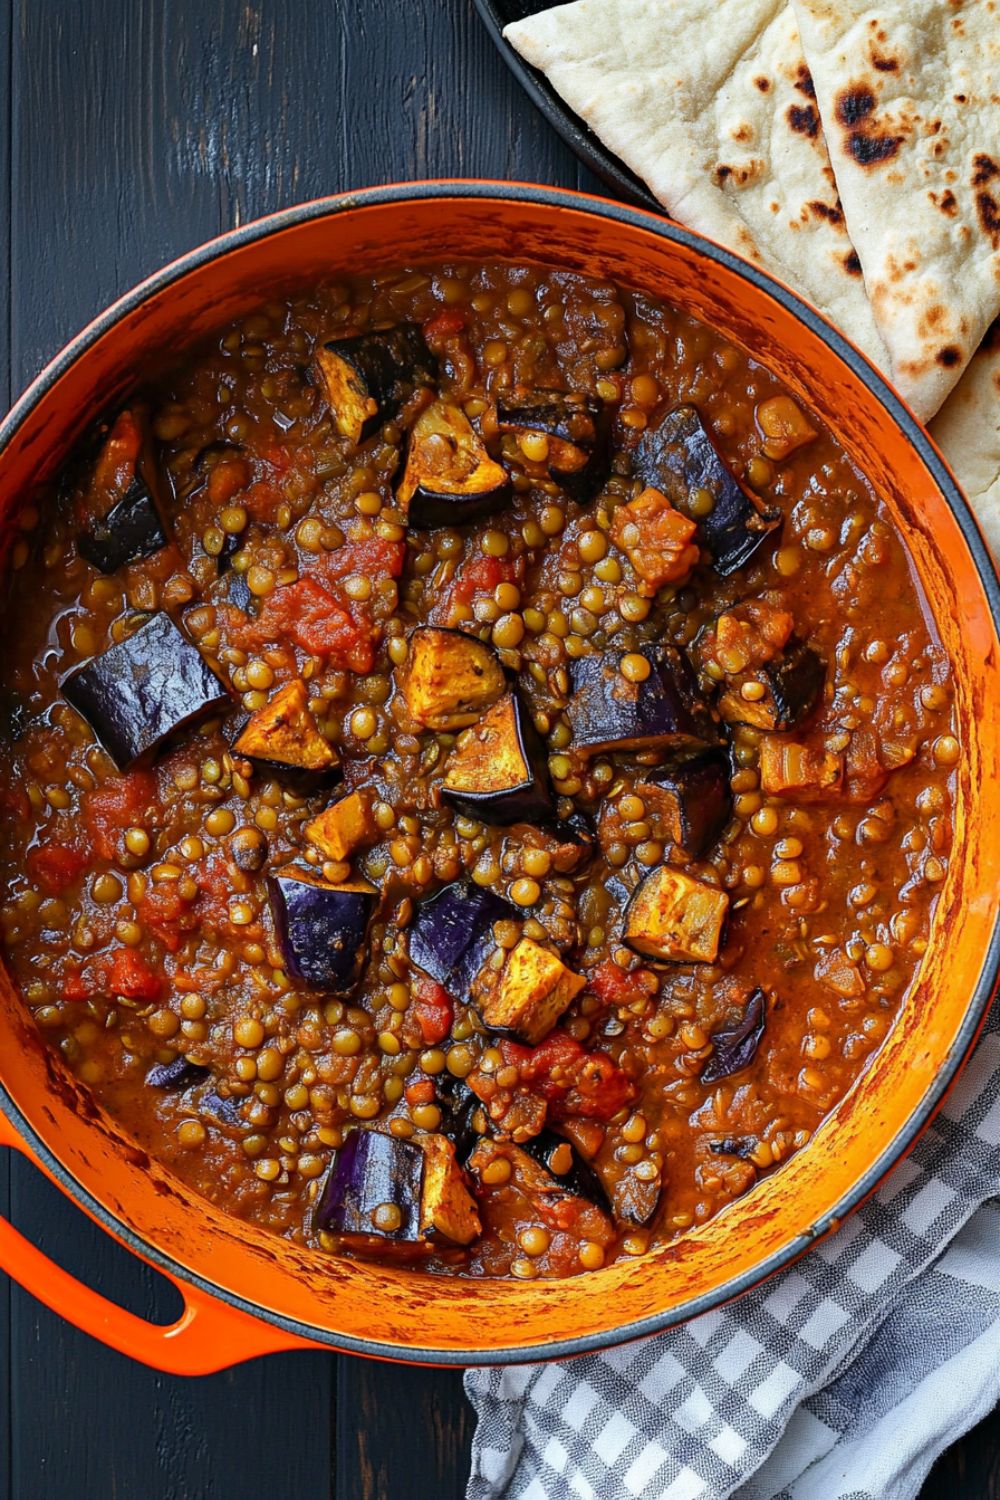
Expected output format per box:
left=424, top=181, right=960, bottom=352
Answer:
left=423, top=309, right=467, bottom=342
left=137, top=882, right=197, bottom=953
left=250, top=578, right=374, bottom=672
left=61, top=967, right=91, bottom=1003
left=108, top=947, right=161, bottom=1003
left=561, top=1050, right=634, bottom=1121
left=314, top=538, right=406, bottom=587
left=83, top=771, right=160, bottom=862
left=411, top=975, right=454, bottom=1046
left=206, top=455, right=252, bottom=507
left=404, top=1079, right=437, bottom=1107
left=587, top=957, right=658, bottom=1009
left=92, top=409, right=142, bottom=500
left=26, top=842, right=87, bottom=895
left=499, top=1031, right=634, bottom=1121
left=437, top=553, right=524, bottom=625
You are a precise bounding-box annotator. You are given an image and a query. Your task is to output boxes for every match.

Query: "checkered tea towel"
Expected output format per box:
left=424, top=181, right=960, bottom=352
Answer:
left=465, top=1005, right=1000, bottom=1500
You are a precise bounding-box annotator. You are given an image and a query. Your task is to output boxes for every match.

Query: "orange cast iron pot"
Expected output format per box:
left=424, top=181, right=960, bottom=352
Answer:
left=0, top=182, right=998, bottom=1376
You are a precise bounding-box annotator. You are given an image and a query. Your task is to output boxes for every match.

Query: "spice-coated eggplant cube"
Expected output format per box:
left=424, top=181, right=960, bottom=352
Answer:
left=442, top=692, right=553, bottom=824
left=267, top=870, right=376, bottom=995
left=418, top=1134, right=481, bottom=1245
left=633, top=404, right=781, bottom=576
left=397, top=626, right=506, bottom=731
left=304, top=789, right=377, bottom=863
left=477, top=938, right=586, bottom=1045
left=566, top=646, right=721, bottom=757
left=395, top=399, right=511, bottom=527
left=408, top=879, right=516, bottom=1000
left=62, top=611, right=231, bottom=769
left=312, top=323, right=436, bottom=446
left=625, top=865, right=729, bottom=964
left=233, top=678, right=338, bottom=773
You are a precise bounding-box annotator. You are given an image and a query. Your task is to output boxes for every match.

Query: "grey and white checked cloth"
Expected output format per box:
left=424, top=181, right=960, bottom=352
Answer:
left=465, top=1005, right=1000, bottom=1500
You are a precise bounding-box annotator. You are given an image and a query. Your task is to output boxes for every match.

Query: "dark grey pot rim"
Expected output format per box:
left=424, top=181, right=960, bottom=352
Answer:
left=2, top=180, right=998, bottom=1368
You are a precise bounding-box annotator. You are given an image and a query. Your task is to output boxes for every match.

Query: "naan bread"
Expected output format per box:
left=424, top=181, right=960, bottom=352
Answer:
left=791, top=0, right=1000, bottom=421
left=504, top=0, right=890, bottom=368
left=930, top=322, right=1000, bottom=553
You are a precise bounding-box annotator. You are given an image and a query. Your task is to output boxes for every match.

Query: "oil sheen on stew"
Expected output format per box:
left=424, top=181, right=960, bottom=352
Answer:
left=0, top=263, right=958, bottom=1279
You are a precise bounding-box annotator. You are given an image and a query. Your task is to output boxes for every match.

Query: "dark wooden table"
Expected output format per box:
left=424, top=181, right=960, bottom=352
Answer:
left=0, top=3, right=996, bottom=1496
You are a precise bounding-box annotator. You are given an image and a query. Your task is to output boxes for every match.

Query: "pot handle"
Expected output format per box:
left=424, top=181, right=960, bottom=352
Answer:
left=0, top=1112, right=318, bottom=1374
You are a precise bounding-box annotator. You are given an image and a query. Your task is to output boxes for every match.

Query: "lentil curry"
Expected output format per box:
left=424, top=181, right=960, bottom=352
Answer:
left=0, top=262, right=958, bottom=1279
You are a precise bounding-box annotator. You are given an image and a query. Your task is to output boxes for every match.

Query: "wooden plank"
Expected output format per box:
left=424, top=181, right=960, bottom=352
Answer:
left=336, top=1359, right=474, bottom=1500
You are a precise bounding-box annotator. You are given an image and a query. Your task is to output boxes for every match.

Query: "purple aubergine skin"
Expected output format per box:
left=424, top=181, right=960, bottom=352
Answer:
left=566, top=644, right=722, bottom=755
left=62, top=611, right=231, bottom=770
left=321, top=323, right=437, bottom=443
left=764, top=640, right=826, bottom=729
left=408, top=879, right=516, bottom=998
left=495, top=388, right=611, bottom=505
left=145, top=1056, right=210, bottom=1090
left=641, top=749, right=733, bottom=858
left=441, top=692, right=554, bottom=826
left=77, top=476, right=167, bottom=574
left=701, top=988, right=767, bottom=1084
left=267, top=873, right=375, bottom=995
left=314, top=1130, right=425, bottom=1241
left=520, top=1128, right=612, bottom=1215
left=632, top=404, right=781, bottom=576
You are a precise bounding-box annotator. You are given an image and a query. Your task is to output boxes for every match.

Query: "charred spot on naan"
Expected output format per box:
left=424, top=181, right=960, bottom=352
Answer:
left=936, top=346, right=962, bottom=369
left=843, top=251, right=863, bottom=277
left=832, top=83, right=906, bottom=169
left=787, top=104, right=820, bottom=139
left=972, top=154, right=1000, bottom=247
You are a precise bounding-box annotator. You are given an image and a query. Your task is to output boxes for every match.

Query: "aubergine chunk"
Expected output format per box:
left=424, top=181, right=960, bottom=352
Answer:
left=315, top=1129, right=480, bottom=1248
left=408, top=879, right=516, bottom=1000
left=395, top=399, right=511, bottom=527
left=719, top=640, right=826, bottom=732
left=519, top=1128, right=611, bottom=1214
left=233, top=678, right=339, bottom=773
left=625, top=866, right=729, bottom=964
left=609, top=1161, right=664, bottom=1227
left=78, top=482, right=167, bottom=575
left=304, top=788, right=377, bottom=864
left=418, top=1133, right=482, bottom=1245
left=315, top=1129, right=425, bottom=1242
left=397, top=626, right=506, bottom=731
left=62, top=611, right=231, bottom=770
left=475, top=938, right=585, bottom=1045
left=146, top=1056, right=210, bottom=1090
left=633, top=404, right=781, bottom=576
left=77, top=408, right=169, bottom=574
left=442, top=692, right=553, bottom=824
left=566, top=646, right=721, bottom=757
left=312, top=323, right=436, bottom=446
left=267, top=870, right=375, bottom=995
left=469, top=1138, right=614, bottom=1249
left=637, top=750, right=732, bottom=857
left=496, top=388, right=611, bottom=503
